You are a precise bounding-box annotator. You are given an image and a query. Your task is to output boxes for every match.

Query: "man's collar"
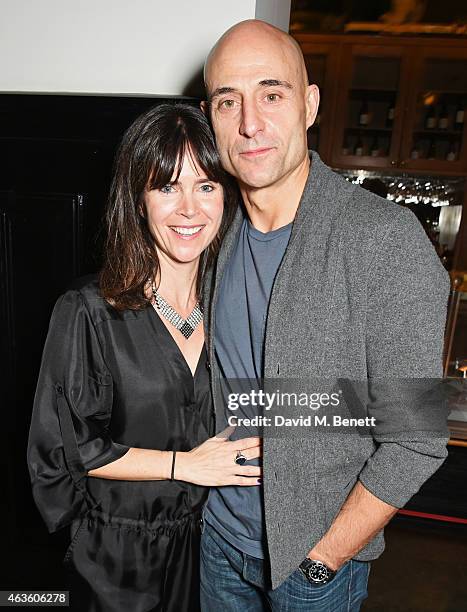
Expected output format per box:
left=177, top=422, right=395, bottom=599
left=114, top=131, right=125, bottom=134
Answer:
left=220, top=149, right=352, bottom=257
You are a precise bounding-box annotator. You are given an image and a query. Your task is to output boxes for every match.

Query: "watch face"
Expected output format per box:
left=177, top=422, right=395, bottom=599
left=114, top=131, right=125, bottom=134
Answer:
left=308, top=561, right=329, bottom=583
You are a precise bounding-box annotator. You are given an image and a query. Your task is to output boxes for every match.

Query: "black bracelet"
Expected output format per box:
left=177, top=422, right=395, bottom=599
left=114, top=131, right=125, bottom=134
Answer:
left=170, top=450, right=177, bottom=481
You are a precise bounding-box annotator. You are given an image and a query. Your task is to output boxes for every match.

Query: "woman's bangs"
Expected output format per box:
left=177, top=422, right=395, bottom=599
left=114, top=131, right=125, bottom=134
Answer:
left=146, top=132, right=188, bottom=190
left=185, top=136, right=225, bottom=185
left=145, top=110, right=225, bottom=191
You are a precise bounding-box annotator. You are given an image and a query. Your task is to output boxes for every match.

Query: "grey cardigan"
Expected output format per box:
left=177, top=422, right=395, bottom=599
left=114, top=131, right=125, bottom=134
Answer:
left=204, top=151, right=450, bottom=589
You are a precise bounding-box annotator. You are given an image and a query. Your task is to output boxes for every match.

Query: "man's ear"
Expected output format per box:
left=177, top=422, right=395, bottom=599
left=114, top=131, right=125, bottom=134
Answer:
left=305, top=84, right=320, bottom=130
left=200, top=100, right=208, bottom=117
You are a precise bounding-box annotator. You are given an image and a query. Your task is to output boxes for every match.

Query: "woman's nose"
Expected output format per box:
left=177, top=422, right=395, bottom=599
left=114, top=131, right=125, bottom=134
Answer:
left=177, top=193, right=198, bottom=218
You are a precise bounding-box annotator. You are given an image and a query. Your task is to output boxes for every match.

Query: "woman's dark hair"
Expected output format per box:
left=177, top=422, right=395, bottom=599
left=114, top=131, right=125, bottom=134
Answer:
left=100, top=103, right=238, bottom=310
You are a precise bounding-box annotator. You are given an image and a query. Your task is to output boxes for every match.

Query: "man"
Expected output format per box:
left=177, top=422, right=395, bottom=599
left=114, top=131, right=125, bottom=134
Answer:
left=200, top=19, right=450, bottom=611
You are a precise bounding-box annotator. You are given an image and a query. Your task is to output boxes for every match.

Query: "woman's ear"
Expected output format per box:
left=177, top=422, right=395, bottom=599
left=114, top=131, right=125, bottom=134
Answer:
left=138, top=202, right=146, bottom=219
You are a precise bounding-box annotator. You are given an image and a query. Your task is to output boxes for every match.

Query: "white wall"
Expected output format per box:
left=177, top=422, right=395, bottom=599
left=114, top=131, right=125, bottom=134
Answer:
left=0, top=0, right=290, bottom=96
left=256, top=0, right=291, bottom=29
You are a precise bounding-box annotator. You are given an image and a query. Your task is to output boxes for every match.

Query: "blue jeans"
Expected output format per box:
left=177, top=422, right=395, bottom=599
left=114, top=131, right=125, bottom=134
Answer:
left=200, top=521, right=370, bottom=612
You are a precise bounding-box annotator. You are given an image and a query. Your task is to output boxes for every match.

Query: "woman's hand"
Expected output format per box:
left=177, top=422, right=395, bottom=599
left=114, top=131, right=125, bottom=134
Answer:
left=175, top=427, right=262, bottom=486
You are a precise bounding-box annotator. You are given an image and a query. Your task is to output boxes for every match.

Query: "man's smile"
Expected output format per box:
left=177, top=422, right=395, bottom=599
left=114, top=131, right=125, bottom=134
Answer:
left=239, top=147, right=275, bottom=158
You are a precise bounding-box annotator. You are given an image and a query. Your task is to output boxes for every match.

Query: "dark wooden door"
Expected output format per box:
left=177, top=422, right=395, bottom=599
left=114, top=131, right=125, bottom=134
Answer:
left=0, top=93, right=197, bottom=587
left=1, top=190, right=86, bottom=586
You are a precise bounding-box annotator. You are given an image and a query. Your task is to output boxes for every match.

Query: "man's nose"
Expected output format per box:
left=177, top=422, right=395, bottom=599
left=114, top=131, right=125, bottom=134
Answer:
left=239, top=99, right=264, bottom=138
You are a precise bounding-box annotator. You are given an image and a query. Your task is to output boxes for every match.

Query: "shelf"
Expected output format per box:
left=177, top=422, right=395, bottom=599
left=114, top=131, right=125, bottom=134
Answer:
left=408, top=158, right=459, bottom=162
left=345, top=126, right=393, bottom=133
left=340, top=154, right=390, bottom=159
left=349, top=90, right=398, bottom=103
left=413, top=129, right=463, bottom=137
left=449, top=421, right=467, bottom=442
left=449, top=438, right=467, bottom=447
left=419, top=90, right=467, bottom=97
left=350, top=88, right=397, bottom=95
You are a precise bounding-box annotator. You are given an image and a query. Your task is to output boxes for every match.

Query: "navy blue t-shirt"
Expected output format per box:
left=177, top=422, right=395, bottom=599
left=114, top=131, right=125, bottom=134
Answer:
left=204, top=216, right=292, bottom=558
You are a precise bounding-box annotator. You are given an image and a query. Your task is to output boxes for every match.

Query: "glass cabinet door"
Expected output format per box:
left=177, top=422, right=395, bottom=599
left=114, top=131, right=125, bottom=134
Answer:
left=299, top=41, right=340, bottom=164
left=331, top=45, right=409, bottom=169
left=400, top=48, right=467, bottom=173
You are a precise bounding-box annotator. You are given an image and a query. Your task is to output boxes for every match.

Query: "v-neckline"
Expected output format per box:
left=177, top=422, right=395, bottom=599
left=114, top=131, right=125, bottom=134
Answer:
left=147, top=304, right=205, bottom=379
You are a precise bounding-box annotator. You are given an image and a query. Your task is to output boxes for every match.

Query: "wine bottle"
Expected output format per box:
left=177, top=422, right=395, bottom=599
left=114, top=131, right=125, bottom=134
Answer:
left=427, top=138, right=436, bottom=160
left=438, top=101, right=449, bottom=130
left=370, top=136, right=379, bottom=157
left=342, top=134, right=350, bottom=156
left=386, top=95, right=396, bottom=128
left=410, top=141, right=420, bottom=159
left=425, top=105, right=436, bottom=129
left=358, top=99, right=370, bottom=126
left=354, top=134, right=364, bottom=156
left=455, top=97, right=465, bottom=131
left=446, top=140, right=457, bottom=161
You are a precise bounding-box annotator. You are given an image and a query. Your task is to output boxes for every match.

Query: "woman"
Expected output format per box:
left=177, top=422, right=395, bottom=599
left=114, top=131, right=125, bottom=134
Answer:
left=27, top=104, right=261, bottom=612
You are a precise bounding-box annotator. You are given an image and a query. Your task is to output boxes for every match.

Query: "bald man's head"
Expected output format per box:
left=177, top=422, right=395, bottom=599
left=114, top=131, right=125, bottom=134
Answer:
left=201, top=19, right=319, bottom=192
left=204, top=20, right=309, bottom=96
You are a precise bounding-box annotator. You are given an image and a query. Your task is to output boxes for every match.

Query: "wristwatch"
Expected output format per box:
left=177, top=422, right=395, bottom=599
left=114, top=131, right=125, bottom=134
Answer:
left=298, top=558, right=337, bottom=586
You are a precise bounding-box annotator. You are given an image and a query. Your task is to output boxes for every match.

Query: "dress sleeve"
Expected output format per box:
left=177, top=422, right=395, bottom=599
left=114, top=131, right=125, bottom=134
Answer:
left=27, top=289, right=130, bottom=533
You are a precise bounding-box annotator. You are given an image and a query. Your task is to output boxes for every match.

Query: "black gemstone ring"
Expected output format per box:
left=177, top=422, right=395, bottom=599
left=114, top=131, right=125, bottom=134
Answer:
left=235, top=451, right=247, bottom=465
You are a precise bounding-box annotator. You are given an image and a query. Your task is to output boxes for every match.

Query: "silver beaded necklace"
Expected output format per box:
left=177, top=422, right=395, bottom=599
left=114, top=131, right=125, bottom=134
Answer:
left=151, top=282, right=202, bottom=339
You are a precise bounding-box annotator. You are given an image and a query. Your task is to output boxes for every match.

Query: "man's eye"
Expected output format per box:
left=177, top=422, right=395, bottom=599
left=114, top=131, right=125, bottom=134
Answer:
left=200, top=184, right=214, bottom=192
left=266, top=93, right=279, bottom=102
left=160, top=184, right=176, bottom=194
left=219, top=99, right=236, bottom=110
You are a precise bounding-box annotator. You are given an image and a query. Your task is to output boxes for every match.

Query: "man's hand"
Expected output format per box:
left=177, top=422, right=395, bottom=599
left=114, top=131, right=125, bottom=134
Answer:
left=306, top=481, right=398, bottom=571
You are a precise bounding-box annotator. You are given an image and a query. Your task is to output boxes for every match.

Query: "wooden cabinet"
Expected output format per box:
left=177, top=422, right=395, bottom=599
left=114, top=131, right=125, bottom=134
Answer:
left=294, top=34, right=467, bottom=175
left=332, top=44, right=410, bottom=170
left=299, top=41, right=340, bottom=163
left=399, top=47, right=467, bottom=173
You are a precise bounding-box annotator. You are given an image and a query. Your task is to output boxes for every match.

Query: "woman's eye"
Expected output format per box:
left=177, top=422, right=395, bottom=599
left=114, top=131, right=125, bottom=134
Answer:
left=200, top=184, right=214, bottom=192
left=160, top=184, right=176, bottom=194
left=266, top=93, right=279, bottom=103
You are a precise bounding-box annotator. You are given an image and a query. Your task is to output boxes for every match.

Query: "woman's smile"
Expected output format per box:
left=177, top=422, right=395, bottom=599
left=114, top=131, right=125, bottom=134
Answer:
left=169, top=224, right=206, bottom=239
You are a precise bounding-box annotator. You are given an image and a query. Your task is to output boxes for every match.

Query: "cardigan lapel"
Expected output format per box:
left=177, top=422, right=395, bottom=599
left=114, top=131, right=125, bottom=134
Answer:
left=263, top=151, right=356, bottom=378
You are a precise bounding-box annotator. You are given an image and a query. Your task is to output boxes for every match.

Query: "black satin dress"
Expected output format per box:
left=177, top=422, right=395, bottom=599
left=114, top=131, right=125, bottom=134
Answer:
left=27, top=275, right=213, bottom=612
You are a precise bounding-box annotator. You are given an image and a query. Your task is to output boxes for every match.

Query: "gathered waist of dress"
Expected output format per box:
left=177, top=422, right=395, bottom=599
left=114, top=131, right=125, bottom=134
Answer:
left=86, top=474, right=208, bottom=522
left=82, top=507, right=203, bottom=536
